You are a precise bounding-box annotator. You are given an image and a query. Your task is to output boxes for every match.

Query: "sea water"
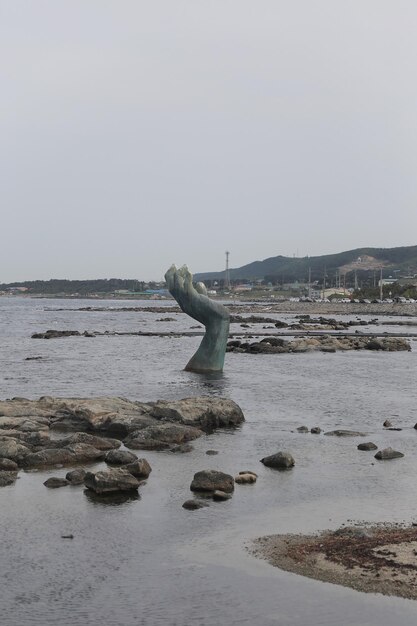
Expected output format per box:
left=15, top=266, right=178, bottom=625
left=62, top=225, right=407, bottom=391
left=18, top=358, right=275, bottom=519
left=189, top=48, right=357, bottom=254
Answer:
left=1, top=297, right=417, bottom=625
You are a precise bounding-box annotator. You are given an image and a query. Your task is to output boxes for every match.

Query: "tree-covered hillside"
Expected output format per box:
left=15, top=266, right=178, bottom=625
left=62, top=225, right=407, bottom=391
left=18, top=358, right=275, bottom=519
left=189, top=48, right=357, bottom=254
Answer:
left=195, top=245, right=417, bottom=285
left=0, top=279, right=149, bottom=295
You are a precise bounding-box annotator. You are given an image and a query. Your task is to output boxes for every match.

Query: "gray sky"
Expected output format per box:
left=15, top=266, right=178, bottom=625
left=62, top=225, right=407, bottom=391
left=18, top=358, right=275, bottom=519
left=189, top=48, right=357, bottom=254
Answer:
left=2, top=0, right=417, bottom=282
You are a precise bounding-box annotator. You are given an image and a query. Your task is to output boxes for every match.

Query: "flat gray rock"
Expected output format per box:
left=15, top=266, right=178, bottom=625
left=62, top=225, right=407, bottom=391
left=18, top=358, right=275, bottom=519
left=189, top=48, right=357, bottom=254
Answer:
left=44, top=477, right=69, bottom=488
left=375, top=447, right=404, bottom=460
left=324, top=430, right=366, bottom=437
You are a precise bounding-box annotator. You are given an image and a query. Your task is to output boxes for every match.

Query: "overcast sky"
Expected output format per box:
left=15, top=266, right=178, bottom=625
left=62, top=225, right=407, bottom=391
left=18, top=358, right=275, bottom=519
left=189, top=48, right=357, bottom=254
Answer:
left=2, top=1, right=417, bottom=282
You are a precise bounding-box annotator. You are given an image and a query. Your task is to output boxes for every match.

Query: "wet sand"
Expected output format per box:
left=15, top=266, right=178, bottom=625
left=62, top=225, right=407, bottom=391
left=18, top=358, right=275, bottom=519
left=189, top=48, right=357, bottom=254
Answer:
left=251, top=524, right=417, bottom=600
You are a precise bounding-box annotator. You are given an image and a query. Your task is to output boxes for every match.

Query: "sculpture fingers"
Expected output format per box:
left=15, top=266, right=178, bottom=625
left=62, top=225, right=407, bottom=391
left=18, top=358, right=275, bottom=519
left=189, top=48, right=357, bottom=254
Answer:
left=164, top=265, right=177, bottom=292
left=195, top=282, right=207, bottom=296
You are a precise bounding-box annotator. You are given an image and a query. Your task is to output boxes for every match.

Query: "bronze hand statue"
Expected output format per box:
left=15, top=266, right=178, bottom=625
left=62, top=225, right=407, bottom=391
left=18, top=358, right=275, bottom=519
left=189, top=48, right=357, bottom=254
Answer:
left=165, top=265, right=230, bottom=372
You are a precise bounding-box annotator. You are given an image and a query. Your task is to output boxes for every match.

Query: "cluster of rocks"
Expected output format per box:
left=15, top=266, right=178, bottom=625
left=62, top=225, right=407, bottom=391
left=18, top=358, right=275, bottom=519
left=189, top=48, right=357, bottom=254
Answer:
left=0, top=396, right=244, bottom=488
left=182, top=450, right=296, bottom=510
left=43, top=455, right=153, bottom=492
left=296, top=422, right=406, bottom=460
left=227, top=335, right=411, bottom=354
left=230, top=314, right=380, bottom=332
left=183, top=468, right=260, bottom=509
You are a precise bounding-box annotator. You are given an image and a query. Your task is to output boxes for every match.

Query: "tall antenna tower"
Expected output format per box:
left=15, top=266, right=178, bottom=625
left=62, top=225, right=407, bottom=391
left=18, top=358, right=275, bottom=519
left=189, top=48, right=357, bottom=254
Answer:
left=224, top=251, right=230, bottom=289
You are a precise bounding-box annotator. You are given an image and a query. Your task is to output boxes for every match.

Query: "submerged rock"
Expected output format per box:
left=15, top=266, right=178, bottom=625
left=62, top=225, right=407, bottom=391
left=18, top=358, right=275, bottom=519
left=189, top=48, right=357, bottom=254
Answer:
left=212, top=490, right=232, bottom=501
left=358, top=442, right=378, bottom=451
left=182, top=499, right=208, bottom=510
left=43, top=477, right=69, bottom=488
left=170, top=443, right=194, bottom=453
left=324, top=430, right=366, bottom=437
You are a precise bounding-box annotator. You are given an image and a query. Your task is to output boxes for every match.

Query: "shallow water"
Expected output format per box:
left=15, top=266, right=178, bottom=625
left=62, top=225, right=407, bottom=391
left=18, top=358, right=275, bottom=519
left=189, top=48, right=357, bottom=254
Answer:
left=1, top=297, right=417, bottom=625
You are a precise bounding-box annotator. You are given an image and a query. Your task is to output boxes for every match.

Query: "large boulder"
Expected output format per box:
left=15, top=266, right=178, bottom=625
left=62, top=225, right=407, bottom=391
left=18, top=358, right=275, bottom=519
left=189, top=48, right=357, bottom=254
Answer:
left=0, top=437, right=31, bottom=464
left=358, top=442, right=378, bottom=451
left=190, top=470, right=234, bottom=494
left=104, top=449, right=138, bottom=465
left=260, top=451, right=295, bottom=469
left=52, top=432, right=121, bottom=451
left=64, top=443, right=106, bottom=463
left=124, top=458, right=152, bottom=478
left=0, top=458, right=18, bottom=471
left=375, top=447, right=404, bottom=460
left=84, top=469, right=140, bottom=494
left=47, top=397, right=153, bottom=434
left=22, top=448, right=77, bottom=468
left=0, top=396, right=245, bottom=438
left=0, top=471, right=18, bottom=487
left=149, top=397, right=244, bottom=432
left=66, top=468, right=87, bottom=485
left=124, top=423, right=202, bottom=451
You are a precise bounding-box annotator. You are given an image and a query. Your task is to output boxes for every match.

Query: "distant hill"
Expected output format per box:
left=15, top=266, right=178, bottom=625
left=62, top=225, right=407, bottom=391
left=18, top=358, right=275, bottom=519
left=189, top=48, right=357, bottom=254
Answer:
left=194, top=245, right=417, bottom=285
left=2, top=245, right=417, bottom=295
left=0, top=278, right=152, bottom=295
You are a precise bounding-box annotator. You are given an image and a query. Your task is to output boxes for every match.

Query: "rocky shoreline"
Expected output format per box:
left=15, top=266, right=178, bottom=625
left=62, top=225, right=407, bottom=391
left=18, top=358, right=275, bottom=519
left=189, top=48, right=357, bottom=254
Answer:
left=227, top=335, right=411, bottom=354
left=0, top=396, right=244, bottom=490
left=251, top=524, right=417, bottom=600
left=44, top=301, right=417, bottom=317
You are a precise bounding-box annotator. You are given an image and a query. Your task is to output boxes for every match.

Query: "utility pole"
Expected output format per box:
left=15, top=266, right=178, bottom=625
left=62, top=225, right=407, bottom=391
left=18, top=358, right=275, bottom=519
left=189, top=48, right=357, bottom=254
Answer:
left=308, top=267, right=311, bottom=298
left=379, top=268, right=383, bottom=300
left=224, top=251, right=230, bottom=290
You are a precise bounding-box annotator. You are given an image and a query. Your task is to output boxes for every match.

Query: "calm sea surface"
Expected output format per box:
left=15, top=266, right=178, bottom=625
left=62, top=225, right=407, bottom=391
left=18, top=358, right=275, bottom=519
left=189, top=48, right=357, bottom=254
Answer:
left=1, top=297, right=417, bottom=625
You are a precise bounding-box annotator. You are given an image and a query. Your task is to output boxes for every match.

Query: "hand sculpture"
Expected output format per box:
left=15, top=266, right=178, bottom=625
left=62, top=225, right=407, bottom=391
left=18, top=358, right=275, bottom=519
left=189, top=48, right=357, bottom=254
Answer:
left=165, top=265, right=230, bottom=372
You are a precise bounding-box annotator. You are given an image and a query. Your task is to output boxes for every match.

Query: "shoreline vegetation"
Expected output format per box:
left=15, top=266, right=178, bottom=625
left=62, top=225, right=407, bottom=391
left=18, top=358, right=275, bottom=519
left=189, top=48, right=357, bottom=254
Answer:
left=251, top=524, right=417, bottom=600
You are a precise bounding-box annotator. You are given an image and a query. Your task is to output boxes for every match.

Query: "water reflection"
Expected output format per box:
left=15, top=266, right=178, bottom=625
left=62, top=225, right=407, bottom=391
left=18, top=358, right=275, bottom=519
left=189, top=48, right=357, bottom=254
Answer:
left=84, top=489, right=140, bottom=507
left=182, top=369, right=230, bottom=395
